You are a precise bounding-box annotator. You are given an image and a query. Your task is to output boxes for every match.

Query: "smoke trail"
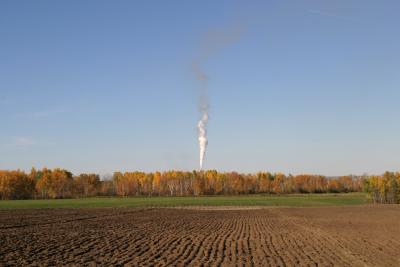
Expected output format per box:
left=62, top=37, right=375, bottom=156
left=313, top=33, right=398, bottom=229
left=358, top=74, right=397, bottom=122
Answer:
left=193, top=62, right=209, bottom=170
left=193, top=25, right=244, bottom=170
left=198, top=113, right=208, bottom=170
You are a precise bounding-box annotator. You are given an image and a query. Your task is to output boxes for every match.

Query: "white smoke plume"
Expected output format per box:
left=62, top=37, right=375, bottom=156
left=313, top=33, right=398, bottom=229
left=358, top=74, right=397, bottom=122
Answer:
left=198, top=112, right=208, bottom=170
left=193, top=26, right=244, bottom=170
left=193, top=62, right=209, bottom=170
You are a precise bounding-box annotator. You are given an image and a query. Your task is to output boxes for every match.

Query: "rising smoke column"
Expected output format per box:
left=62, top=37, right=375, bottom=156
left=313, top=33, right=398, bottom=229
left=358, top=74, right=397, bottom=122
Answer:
left=198, top=112, right=208, bottom=170
left=193, top=26, right=244, bottom=170
left=193, top=62, right=209, bottom=170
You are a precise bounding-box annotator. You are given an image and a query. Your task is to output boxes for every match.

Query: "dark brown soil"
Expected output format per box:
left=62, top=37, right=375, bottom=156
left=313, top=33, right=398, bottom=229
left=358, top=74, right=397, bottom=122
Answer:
left=1, top=206, right=400, bottom=266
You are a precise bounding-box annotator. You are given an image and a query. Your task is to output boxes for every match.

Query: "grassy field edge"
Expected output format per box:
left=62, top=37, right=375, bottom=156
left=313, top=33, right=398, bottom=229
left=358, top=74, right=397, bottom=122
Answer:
left=0, top=193, right=368, bottom=209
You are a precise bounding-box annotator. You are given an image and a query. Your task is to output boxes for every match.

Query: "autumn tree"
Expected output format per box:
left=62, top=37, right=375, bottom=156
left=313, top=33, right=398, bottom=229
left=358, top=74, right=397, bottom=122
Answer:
left=74, top=173, right=101, bottom=197
left=0, top=170, right=35, bottom=199
left=35, top=168, right=73, bottom=199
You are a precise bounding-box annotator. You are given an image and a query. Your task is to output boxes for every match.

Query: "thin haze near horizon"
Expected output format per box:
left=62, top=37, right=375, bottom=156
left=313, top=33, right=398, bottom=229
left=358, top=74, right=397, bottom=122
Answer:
left=1, top=0, right=400, bottom=176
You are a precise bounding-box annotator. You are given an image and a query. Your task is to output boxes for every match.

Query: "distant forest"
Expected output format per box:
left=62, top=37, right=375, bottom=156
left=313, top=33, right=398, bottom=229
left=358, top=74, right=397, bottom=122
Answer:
left=0, top=168, right=398, bottom=203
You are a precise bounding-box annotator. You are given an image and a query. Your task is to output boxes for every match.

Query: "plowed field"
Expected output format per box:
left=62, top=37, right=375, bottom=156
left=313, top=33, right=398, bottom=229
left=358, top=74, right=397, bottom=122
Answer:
left=1, top=206, right=400, bottom=266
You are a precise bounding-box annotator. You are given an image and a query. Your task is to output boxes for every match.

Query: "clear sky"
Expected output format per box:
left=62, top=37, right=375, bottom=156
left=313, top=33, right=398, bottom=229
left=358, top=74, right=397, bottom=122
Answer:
left=1, top=0, right=400, bottom=175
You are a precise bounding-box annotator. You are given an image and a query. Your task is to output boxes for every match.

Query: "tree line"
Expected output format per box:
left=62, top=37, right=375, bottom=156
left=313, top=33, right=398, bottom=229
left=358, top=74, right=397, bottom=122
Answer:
left=0, top=168, right=366, bottom=200
left=362, top=172, right=400, bottom=204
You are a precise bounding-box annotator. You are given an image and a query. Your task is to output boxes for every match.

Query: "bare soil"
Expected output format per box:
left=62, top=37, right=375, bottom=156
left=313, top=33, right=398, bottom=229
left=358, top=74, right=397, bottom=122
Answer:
left=1, top=206, right=400, bottom=266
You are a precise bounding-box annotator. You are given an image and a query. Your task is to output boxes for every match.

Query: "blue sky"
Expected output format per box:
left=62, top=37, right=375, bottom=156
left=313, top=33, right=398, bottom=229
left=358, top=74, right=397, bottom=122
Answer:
left=1, top=0, right=400, bottom=175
